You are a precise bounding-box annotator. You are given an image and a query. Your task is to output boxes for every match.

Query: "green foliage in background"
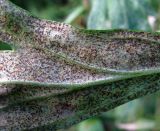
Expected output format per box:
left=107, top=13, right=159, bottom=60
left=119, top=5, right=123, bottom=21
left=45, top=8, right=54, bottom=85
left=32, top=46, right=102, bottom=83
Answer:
left=78, top=118, right=105, bottom=131
left=87, top=0, right=156, bottom=30
left=0, top=41, right=12, bottom=50
left=11, top=0, right=81, bottom=21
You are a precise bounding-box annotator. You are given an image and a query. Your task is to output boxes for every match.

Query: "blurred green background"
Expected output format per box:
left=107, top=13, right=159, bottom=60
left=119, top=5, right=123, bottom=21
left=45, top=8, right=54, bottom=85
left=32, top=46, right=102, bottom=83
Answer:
left=6, top=0, right=160, bottom=130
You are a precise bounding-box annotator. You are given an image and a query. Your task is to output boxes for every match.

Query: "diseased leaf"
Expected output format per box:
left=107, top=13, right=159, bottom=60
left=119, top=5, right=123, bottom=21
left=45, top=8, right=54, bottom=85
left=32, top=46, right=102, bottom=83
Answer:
left=87, top=0, right=158, bottom=124
left=1, top=0, right=160, bottom=130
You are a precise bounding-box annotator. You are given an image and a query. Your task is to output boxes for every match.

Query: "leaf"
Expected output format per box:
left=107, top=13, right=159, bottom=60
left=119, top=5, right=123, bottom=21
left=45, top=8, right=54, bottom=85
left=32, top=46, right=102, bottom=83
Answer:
left=0, top=41, right=12, bottom=50
left=87, top=0, right=157, bottom=124
left=87, top=0, right=109, bottom=29
left=78, top=118, right=105, bottom=131
left=1, top=0, right=160, bottom=130
left=88, top=0, right=155, bottom=30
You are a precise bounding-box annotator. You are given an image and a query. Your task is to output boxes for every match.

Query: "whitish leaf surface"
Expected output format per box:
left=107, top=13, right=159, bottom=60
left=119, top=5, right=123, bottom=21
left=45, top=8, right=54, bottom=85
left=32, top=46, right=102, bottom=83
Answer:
left=88, top=0, right=155, bottom=30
